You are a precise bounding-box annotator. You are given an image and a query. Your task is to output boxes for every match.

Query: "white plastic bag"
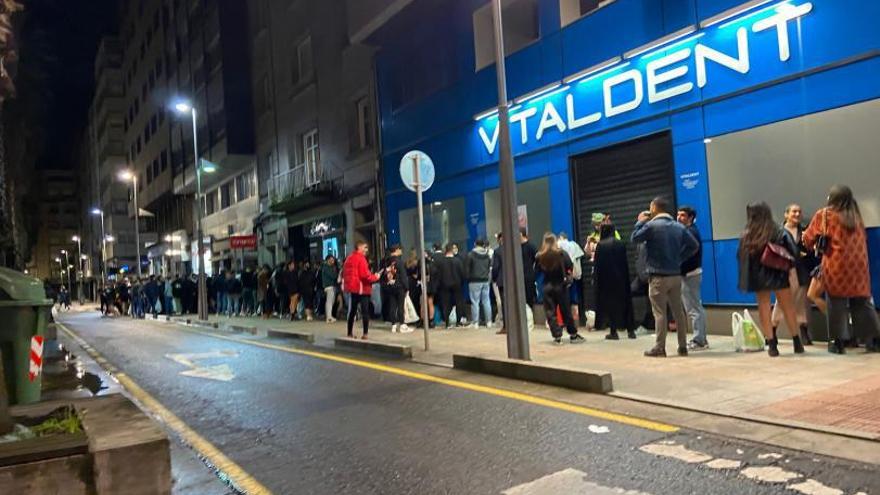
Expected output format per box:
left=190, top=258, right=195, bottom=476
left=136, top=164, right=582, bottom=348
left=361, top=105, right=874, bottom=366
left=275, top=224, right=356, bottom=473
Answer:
left=585, top=310, right=596, bottom=330
left=732, top=309, right=765, bottom=352
left=526, top=305, right=535, bottom=332
left=403, top=294, right=419, bottom=324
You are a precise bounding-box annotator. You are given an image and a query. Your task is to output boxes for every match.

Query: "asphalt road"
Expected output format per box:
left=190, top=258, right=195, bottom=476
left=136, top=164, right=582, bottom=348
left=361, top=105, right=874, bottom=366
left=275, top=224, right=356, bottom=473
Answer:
left=58, top=311, right=878, bottom=495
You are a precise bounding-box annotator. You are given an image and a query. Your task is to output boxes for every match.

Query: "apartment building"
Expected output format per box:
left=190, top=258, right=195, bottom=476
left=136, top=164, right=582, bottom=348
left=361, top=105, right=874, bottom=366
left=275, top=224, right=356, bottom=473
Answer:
left=84, top=36, right=138, bottom=279
left=117, top=0, right=254, bottom=277
left=29, top=170, right=80, bottom=284
left=248, top=0, right=388, bottom=266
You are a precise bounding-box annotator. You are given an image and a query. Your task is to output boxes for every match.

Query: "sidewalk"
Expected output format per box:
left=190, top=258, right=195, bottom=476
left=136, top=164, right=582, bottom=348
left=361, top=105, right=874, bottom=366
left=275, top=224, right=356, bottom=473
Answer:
left=184, top=312, right=880, bottom=441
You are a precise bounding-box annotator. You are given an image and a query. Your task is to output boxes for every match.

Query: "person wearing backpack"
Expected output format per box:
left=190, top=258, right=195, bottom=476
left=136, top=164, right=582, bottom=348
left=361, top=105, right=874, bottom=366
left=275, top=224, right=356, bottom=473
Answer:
left=381, top=244, right=410, bottom=333
left=558, top=232, right=585, bottom=326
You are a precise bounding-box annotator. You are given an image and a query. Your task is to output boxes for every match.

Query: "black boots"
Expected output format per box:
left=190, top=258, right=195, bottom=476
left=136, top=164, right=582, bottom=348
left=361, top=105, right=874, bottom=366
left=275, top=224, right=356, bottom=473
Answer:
left=865, top=337, right=880, bottom=353
left=799, top=324, right=813, bottom=346
left=828, top=339, right=846, bottom=354
left=767, top=338, right=780, bottom=357
left=770, top=327, right=806, bottom=355
left=792, top=336, right=805, bottom=354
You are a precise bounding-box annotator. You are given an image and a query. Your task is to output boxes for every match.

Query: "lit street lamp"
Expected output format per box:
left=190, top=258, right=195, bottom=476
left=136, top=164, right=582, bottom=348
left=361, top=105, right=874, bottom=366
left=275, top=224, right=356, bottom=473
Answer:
left=60, top=250, right=72, bottom=292
left=172, top=99, right=216, bottom=321
left=91, top=208, right=107, bottom=289
left=72, top=235, right=83, bottom=304
left=54, top=257, right=63, bottom=285
left=118, top=170, right=142, bottom=277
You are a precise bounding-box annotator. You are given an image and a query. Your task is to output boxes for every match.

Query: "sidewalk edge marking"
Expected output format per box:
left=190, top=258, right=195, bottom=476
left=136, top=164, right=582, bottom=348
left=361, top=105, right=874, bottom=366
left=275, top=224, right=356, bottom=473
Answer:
left=57, top=323, right=274, bottom=495
left=168, top=322, right=678, bottom=433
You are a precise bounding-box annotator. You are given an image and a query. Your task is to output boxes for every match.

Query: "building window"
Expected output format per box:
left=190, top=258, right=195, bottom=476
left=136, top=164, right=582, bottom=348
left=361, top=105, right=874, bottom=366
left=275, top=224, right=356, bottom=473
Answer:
left=147, top=164, right=153, bottom=184
left=256, top=75, right=272, bottom=114
left=152, top=158, right=160, bottom=178
left=291, top=36, right=313, bottom=86
left=235, top=170, right=255, bottom=201
left=303, top=129, right=319, bottom=185
left=160, top=151, right=168, bottom=171
left=355, top=97, right=373, bottom=150
left=220, top=182, right=233, bottom=209
left=560, top=0, right=616, bottom=27
left=205, top=189, right=218, bottom=216
left=473, top=0, right=539, bottom=71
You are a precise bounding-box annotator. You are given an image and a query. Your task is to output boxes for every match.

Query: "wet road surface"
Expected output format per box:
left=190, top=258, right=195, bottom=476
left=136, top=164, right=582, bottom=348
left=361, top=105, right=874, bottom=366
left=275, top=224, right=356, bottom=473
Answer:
left=58, top=311, right=879, bottom=494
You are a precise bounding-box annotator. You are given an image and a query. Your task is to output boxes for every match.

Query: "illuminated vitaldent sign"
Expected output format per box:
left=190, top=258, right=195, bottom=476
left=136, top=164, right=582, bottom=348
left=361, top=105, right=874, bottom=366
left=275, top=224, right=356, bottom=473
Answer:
left=476, top=1, right=814, bottom=155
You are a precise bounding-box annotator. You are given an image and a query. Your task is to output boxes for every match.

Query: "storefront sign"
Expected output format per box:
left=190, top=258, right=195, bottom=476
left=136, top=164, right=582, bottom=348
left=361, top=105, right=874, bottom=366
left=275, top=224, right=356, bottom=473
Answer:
left=476, top=1, right=814, bottom=154
left=230, top=235, right=257, bottom=249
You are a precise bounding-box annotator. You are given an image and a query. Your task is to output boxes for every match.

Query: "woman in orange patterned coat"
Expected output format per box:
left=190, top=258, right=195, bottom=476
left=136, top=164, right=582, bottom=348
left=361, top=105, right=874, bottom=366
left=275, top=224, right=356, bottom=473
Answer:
left=804, top=185, right=880, bottom=354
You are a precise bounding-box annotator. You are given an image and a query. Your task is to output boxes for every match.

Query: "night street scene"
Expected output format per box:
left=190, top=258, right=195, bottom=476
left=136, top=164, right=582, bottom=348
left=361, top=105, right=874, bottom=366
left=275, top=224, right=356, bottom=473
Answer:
left=0, top=0, right=879, bottom=494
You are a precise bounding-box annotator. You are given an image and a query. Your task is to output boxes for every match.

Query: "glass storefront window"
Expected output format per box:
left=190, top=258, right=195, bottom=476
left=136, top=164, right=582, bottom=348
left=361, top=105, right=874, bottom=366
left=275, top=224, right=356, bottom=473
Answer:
left=484, top=177, right=552, bottom=242
left=399, top=197, right=468, bottom=252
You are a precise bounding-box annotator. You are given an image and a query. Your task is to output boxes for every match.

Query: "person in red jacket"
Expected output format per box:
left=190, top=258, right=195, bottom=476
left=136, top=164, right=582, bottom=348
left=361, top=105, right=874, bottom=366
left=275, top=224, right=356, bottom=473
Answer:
left=342, top=240, right=382, bottom=339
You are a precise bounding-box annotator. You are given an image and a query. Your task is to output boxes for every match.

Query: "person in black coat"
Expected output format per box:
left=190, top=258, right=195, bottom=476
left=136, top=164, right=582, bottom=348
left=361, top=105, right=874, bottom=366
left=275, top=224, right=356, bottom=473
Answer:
left=434, top=243, right=465, bottom=328
left=520, top=228, right=538, bottom=306
left=594, top=224, right=635, bottom=340
left=284, top=260, right=300, bottom=320
left=382, top=244, right=410, bottom=332
left=298, top=260, right=316, bottom=321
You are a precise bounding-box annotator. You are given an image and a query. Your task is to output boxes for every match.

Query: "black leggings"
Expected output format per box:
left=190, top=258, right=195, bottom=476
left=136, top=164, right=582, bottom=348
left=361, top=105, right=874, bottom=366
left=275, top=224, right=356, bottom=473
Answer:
left=543, top=283, right=577, bottom=339
left=386, top=288, right=404, bottom=324
left=347, top=293, right=371, bottom=336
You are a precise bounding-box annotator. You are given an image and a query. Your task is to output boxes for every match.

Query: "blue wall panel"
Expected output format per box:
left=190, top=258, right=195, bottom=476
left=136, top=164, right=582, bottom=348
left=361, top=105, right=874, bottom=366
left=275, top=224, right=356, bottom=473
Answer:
left=374, top=0, right=880, bottom=304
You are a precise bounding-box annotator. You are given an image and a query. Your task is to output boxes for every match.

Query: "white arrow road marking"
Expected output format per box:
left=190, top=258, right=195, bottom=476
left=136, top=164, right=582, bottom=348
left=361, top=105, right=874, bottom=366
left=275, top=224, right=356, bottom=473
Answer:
left=502, top=469, right=652, bottom=495
left=165, top=350, right=239, bottom=382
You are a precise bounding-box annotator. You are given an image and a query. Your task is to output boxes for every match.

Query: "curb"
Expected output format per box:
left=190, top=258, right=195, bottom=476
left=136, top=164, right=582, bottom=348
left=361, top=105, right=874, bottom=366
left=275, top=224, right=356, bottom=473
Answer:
left=267, top=328, right=316, bottom=343
left=333, top=337, right=413, bottom=359
left=452, top=353, right=613, bottom=394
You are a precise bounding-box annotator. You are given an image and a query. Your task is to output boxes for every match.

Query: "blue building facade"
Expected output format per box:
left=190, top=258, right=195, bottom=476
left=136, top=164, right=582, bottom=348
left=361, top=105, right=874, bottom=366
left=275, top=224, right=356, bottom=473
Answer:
left=374, top=0, right=880, bottom=305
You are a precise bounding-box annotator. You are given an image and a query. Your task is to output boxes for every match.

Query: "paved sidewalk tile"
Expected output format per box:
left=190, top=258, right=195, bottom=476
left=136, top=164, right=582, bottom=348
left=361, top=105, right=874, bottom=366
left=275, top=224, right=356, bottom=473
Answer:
left=191, top=313, right=880, bottom=440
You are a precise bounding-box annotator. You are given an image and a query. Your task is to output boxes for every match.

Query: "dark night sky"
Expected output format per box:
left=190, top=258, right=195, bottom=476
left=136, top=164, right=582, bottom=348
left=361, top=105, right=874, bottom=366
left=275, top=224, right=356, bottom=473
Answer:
left=19, top=0, right=119, bottom=169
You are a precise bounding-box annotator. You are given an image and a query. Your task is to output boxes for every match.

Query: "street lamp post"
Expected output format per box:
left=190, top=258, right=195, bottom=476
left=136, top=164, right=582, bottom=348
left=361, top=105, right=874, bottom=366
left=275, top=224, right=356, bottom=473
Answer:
left=55, top=258, right=63, bottom=286
left=173, top=100, right=212, bottom=321
left=119, top=171, right=142, bottom=277
left=60, top=250, right=72, bottom=293
left=91, top=208, right=107, bottom=289
left=72, top=235, right=83, bottom=304
left=491, top=0, right=530, bottom=360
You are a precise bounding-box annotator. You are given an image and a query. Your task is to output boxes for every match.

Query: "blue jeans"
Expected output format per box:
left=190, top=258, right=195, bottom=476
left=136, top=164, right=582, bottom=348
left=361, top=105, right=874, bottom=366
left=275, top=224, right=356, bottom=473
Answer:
left=164, top=295, right=174, bottom=315
left=216, top=292, right=227, bottom=315
left=468, top=281, right=491, bottom=326
left=681, top=274, right=707, bottom=345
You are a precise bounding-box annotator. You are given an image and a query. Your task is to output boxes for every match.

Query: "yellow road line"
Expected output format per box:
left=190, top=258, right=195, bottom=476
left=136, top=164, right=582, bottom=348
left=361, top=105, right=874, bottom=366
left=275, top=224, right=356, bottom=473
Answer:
left=166, top=323, right=679, bottom=433
left=58, top=323, right=273, bottom=495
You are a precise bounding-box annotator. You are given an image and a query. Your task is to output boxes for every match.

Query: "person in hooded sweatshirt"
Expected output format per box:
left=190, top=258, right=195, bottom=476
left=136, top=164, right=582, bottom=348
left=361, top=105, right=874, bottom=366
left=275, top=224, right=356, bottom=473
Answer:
left=466, top=238, right=493, bottom=328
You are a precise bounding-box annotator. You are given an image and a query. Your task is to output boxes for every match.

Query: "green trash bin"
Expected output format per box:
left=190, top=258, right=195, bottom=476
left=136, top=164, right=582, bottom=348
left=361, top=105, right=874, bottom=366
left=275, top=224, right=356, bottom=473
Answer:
left=0, top=267, right=54, bottom=405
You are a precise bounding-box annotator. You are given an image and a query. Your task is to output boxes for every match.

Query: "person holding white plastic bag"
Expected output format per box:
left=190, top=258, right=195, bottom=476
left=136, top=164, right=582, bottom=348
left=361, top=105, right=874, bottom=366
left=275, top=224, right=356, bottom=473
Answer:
left=737, top=202, right=804, bottom=357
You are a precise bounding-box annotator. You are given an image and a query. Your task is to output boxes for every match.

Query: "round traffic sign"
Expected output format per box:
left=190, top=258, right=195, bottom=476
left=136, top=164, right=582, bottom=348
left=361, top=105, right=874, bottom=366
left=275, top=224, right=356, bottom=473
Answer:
left=399, top=150, right=435, bottom=193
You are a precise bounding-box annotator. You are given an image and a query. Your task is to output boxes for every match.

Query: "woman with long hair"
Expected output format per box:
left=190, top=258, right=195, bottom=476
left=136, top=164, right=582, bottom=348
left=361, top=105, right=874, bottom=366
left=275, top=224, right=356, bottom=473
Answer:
left=804, top=185, right=880, bottom=354
left=771, top=204, right=818, bottom=345
left=738, top=202, right=805, bottom=357
left=536, top=233, right=585, bottom=345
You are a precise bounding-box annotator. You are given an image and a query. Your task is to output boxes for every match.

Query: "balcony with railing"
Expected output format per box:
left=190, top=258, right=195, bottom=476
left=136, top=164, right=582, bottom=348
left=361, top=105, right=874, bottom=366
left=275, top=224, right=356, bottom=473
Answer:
left=267, top=163, right=336, bottom=212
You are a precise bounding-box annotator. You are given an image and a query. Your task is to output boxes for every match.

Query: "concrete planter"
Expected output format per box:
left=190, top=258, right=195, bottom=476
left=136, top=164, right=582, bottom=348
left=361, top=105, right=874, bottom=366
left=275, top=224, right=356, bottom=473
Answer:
left=1, top=394, right=171, bottom=494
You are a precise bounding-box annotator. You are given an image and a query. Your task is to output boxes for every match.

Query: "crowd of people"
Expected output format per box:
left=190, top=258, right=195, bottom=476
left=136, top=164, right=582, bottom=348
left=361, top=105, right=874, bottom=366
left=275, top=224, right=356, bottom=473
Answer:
left=87, top=184, right=879, bottom=357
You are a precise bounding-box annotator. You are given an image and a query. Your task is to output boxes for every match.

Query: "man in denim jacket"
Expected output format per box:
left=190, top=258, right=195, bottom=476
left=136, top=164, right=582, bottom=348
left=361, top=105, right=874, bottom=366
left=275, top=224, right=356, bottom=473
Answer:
left=631, top=197, right=699, bottom=357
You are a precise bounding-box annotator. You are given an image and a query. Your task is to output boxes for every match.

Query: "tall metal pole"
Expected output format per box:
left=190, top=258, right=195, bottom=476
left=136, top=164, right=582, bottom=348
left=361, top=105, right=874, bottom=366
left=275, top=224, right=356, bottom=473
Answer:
left=413, top=154, right=430, bottom=351
left=62, top=251, right=72, bottom=292
left=75, top=236, right=83, bottom=304
left=492, top=0, right=530, bottom=360
left=192, top=109, right=208, bottom=321
left=99, top=211, right=107, bottom=289
left=133, top=176, right=142, bottom=277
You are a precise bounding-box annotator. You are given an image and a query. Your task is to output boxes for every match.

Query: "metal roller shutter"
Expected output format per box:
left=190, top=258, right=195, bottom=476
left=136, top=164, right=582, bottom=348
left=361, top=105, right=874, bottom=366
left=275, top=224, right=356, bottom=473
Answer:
left=571, top=132, right=676, bottom=314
